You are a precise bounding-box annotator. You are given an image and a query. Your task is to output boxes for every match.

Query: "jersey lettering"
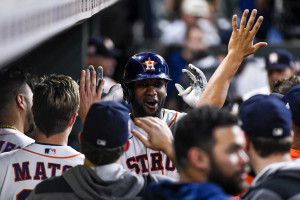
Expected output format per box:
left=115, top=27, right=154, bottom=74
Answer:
left=13, top=162, right=73, bottom=181
left=125, top=154, right=176, bottom=174
left=62, top=165, right=72, bottom=173
left=3, top=142, right=16, bottom=152
left=126, top=157, right=140, bottom=173
left=136, top=154, right=149, bottom=173
left=165, top=157, right=176, bottom=171
left=34, top=162, right=48, bottom=180
left=16, top=189, right=33, bottom=200
left=0, top=140, right=4, bottom=151
left=13, top=162, right=32, bottom=182
left=48, top=163, right=61, bottom=177
left=150, top=152, right=164, bottom=171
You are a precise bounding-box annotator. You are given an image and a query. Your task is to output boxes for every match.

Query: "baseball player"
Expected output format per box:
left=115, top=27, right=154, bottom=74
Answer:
left=0, top=68, right=35, bottom=153
left=121, top=9, right=267, bottom=179
left=0, top=74, right=84, bottom=200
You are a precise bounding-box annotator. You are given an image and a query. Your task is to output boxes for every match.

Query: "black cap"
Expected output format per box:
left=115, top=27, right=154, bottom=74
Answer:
left=88, top=37, right=120, bottom=57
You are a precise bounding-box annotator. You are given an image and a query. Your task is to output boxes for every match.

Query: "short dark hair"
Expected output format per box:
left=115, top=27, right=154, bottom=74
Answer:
left=33, top=74, right=79, bottom=137
left=0, top=68, right=36, bottom=110
left=174, top=106, right=238, bottom=170
left=249, top=136, right=292, bottom=157
left=273, top=75, right=300, bottom=94
left=80, top=139, right=125, bottom=165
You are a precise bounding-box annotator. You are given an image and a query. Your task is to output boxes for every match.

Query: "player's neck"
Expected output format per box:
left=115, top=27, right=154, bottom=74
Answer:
left=0, top=114, right=24, bottom=133
left=34, top=127, right=69, bottom=146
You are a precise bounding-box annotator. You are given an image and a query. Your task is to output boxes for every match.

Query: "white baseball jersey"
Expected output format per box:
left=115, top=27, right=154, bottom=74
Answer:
left=0, top=143, right=84, bottom=200
left=121, top=108, right=186, bottom=179
left=0, top=128, right=34, bottom=153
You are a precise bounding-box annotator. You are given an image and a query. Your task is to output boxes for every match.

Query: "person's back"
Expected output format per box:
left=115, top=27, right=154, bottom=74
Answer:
left=0, top=74, right=84, bottom=200
left=29, top=101, right=171, bottom=200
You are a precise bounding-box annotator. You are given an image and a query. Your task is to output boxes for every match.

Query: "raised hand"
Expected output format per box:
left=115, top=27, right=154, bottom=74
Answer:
left=78, top=67, right=105, bottom=123
left=228, top=9, right=268, bottom=59
left=175, top=64, right=207, bottom=107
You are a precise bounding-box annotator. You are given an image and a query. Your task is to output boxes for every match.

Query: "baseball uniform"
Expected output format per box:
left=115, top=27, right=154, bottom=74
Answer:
left=0, top=127, right=34, bottom=153
left=121, top=108, right=186, bottom=179
left=0, top=142, right=84, bottom=200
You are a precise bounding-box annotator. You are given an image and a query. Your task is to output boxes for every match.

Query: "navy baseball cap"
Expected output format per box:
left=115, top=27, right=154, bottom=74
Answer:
left=282, top=85, right=300, bottom=126
left=88, top=37, right=120, bottom=57
left=239, top=94, right=292, bottom=138
left=265, top=49, right=294, bottom=70
left=82, top=101, right=132, bottom=148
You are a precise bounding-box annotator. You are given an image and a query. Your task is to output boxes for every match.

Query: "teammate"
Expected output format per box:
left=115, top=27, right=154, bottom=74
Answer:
left=120, top=9, right=267, bottom=178
left=0, top=74, right=84, bottom=200
left=0, top=68, right=35, bottom=153
left=28, top=101, right=174, bottom=200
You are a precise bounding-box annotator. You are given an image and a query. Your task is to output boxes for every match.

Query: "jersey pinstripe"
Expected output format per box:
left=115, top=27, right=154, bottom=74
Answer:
left=121, top=109, right=186, bottom=179
left=0, top=128, right=34, bottom=153
left=0, top=143, right=84, bottom=200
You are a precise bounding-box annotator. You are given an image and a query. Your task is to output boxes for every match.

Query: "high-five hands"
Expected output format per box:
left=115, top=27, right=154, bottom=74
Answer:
left=175, top=64, right=207, bottom=108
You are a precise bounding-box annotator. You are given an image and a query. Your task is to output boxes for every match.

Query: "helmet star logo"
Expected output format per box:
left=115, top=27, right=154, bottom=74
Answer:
left=143, top=57, right=157, bottom=72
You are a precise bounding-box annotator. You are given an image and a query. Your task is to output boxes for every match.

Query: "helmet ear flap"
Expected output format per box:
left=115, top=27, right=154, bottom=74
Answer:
left=122, top=83, right=132, bottom=104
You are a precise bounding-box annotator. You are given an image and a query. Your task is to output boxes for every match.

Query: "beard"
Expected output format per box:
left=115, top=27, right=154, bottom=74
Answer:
left=208, top=156, right=245, bottom=196
left=131, top=97, right=166, bottom=118
left=24, top=107, right=35, bottom=136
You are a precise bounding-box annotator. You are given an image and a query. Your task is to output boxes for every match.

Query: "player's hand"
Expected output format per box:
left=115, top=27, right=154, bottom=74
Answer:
left=133, top=117, right=175, bottom=162
left=79, top=68, right=105, bottom=123
left=228, top=9, right=268, bottom=59
left=175, top=64, right=207, bottom=107
left=101, top=84, right=121, bottom=101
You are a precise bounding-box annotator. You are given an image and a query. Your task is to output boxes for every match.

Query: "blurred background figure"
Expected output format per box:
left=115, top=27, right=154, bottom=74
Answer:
left=160, top=0, right=220, bottom=47
left=87, top=37, right=123, bottom=102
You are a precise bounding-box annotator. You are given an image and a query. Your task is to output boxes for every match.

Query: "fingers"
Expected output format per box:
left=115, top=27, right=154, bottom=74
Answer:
left=175, top=83, right=192, bottom=96
left=188, top=64, right=207, bottom=86
left=245, top=9, right=257, bottom=32
left=97, top=79, right=105, bottom=99
left=232, top=14, right=238, bottom=33
left=239, top=9, right=249, bottom=32
left=253, top=42, right=268, bottom=53
left=131, top=129, right=151, bottom=148
left=80, top=70, right=86, bottom=94
left=91, top=69, right=97, bottom=92
left=250, top=16, right=263, bottom=37
left=183, top=69, right=197, bottom=83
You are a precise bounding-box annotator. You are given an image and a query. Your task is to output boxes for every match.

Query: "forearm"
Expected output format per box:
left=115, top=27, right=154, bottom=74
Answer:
left=197, top=52, right=243, bottom=107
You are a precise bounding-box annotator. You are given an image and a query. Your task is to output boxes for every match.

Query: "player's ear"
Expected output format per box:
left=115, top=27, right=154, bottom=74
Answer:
left=124, top=140, right=130, bottom=152
left=69, top=113, right=78, bottom=127
left=16, top=94, right=26, bottom=110
left=188, top=147, right=210, bottom=170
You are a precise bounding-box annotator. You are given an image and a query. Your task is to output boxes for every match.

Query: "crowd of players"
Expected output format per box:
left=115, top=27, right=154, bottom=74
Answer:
left=0, top=7, right=300, bottom=200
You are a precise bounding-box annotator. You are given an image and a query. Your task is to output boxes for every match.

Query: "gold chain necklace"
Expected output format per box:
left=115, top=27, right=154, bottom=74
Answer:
left=0, top=125, right=18, bottom=131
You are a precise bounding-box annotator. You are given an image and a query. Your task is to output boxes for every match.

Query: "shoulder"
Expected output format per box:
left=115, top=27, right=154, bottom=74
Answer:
left=161, top=109, right=186, bottom=126
left=33, top=175, right=73, bottom=194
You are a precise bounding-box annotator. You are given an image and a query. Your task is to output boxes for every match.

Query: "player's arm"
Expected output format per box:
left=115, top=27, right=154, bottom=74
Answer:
left=197, top=9, right=268, bottom=108
left=133, top=117, right=176, bottom=165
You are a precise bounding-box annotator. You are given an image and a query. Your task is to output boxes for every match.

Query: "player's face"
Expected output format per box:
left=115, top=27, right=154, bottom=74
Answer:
left=208, top=125, right=249, bottom=195
left=24, top=85, right=35, bottom=135
left=131, top=79, right=167, bottom=118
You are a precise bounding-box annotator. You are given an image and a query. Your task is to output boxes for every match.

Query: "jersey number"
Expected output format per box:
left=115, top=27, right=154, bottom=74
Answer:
left=17, top=189, right=32, bottom=200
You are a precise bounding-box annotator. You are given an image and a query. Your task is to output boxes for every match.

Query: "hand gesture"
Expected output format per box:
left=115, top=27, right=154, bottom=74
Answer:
left=133, top=117, right=175, bottom=162
left=78, top=67, right=105, bottom=123
left=228, top=9, right=268, bottom=59
left=102, top=84, right=122, bottom=101
left=175, top=64, right=207, bottom=107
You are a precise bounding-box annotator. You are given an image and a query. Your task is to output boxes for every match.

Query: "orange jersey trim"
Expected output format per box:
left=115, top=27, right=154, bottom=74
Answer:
left=20, top=148, right=82, bottom=159
left=0, top=133, right=18, bottom=136
left=290, top=148, right=300, bottom=160
left=168, top=112, right=178, bottom=127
